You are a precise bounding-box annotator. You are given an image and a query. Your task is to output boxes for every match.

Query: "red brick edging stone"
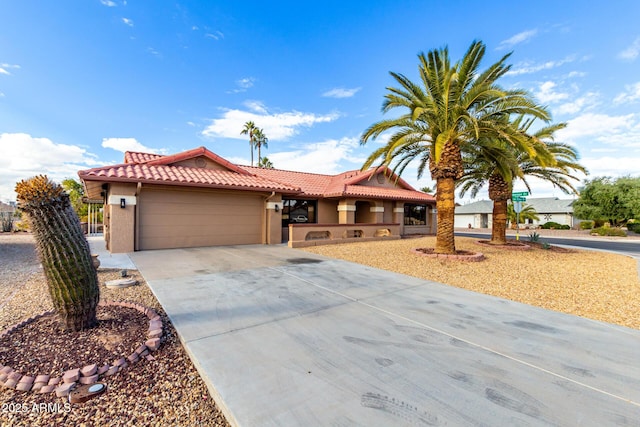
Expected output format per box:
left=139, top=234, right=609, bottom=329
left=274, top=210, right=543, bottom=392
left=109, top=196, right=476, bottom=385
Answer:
left=0, top=300, right=163, bottom=397
left=411, top=247, right=485, bottom=262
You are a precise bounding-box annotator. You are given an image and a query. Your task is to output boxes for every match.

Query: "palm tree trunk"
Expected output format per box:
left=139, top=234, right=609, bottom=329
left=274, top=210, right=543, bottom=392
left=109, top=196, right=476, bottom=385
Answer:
left=491, top=199, right=508, bottom=244
left=257, top=143, right=261, bottom=166
left=250, top=141, right=254, bottom=167
left=488, top=172, right=510, bottom=245
left=435, top=177, right=456, bottom=254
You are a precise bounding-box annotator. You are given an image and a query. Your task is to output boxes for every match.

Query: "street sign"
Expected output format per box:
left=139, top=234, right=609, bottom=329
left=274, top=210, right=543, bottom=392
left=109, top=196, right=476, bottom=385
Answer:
left=513, top=201, right=523, bottom=213
left=512, top=191, right=529, bottom=197
left=512, top=196, right=527, bottom=202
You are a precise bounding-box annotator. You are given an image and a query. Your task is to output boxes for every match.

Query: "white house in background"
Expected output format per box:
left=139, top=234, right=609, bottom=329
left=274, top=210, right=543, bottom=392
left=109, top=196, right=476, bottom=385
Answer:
left=454, top=197, right=577, bottom=229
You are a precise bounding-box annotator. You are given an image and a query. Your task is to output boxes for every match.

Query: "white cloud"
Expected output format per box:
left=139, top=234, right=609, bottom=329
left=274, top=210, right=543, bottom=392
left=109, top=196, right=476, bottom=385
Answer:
left=244, top=100, right=267, bottom=114
left=147, top=47, right=161, bottom=57
left=613, top=82, right=640, bottom=104
left=0, top=133, right=100, bottom=202
left=0, top=63, right=20, bottom=76
left=498, top=29, right=538, bottom=50
left=202, top=105, right=339, bottom=141
left=581, top=156, right=640, bottom=178
left=101, top=137, right=161, bottom=153
left=100, top=0, right=116, bottom=6
left=507, top=56, right=576, bottom=76
left=268, top=137, right=361, bottom=174
left=566, top=71, right=586, bottom=78
left=618, top=37, right=640, bottom=61
left=535, top=81, right=569, bottom=103
left=122, top=17, right=133, bottom=27
left=555, top=91, right=599, bottom=115
left=557, top=112, right=640, bottom=148
left=227, top=77, right=256, bottom=94
left=205, top=31, right=224, bottom=40
left=322, top=87, right=361, bottom=98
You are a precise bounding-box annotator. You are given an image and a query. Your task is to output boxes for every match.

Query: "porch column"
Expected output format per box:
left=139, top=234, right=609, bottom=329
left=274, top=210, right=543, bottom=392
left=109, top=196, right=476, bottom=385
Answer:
left=370, top=202, right=384, bottom=223
left=337, top=199, right=356, bottom=224
left=393, top=202, right=405, bottom=234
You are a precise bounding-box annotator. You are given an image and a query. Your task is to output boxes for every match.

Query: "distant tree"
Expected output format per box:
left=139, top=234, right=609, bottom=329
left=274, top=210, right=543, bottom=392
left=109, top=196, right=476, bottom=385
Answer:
left=258, top=156, right=274, bottom=169
left=254, top=128, right=269, bottom=166
left=62, top=178, right=88, bottom=218
left=240, top=121, right=257, bottom=166
left=420, top=186, right=433, bottom=194
left=573, top=176, right=640, bottom=225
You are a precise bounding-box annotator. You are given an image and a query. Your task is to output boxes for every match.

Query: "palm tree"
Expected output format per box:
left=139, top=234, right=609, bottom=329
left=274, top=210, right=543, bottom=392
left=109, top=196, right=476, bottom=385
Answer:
left=254, top=128, right=269, bottom=167
left=258, top=156, right=274, bottom=168
left=240, top=121, right=257, bottom=166
left=361, top=40, right=550, bottom=254
left=458, top=117, right=586, bottom=244
left=507, top=202, right=539, bottom=227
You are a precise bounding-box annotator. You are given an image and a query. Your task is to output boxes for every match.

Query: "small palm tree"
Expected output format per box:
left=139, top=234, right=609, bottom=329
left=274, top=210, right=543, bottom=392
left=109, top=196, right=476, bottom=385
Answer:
left=507, top=202, right=539, bottom=227
left=254, top=128, right=269, bottom=167
left=361, top=40, right=550, bottom=254
left=240, top=121, right=257, bottom=166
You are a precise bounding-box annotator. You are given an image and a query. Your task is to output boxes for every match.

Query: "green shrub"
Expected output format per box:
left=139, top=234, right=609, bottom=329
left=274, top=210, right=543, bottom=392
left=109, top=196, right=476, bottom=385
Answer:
left=590, top=227, right=627, bottom=237
left=540, top=221, right=570, bottom=230
left=528, top=232, right=540, bottom=242
left=626, top=222, right=640, bottom=234
left=579, top=220, right=594, bottom=230
left=593, top=219, right=605, bottom=227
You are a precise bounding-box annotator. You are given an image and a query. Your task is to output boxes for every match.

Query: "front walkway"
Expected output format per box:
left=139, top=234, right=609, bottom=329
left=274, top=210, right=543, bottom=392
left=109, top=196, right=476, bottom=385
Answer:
left=129, top=245, right=640, bottom=426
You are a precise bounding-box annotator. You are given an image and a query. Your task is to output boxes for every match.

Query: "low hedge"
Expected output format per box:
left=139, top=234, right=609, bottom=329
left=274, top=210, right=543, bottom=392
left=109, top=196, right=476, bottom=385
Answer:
left=591, top=227, right=627, bottom=237
left=579, top=221, right=594, bottom=230
left=541, top=221, right=571, bottom=230
left=626, top=222, right=640, bottom=234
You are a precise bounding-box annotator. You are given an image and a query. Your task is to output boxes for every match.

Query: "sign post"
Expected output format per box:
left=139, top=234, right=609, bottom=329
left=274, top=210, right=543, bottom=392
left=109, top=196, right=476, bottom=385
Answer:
left=511, top=192, right=529, bottom=241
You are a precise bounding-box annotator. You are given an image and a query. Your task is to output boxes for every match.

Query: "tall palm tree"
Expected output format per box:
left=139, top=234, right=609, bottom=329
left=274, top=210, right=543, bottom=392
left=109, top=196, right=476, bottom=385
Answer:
left=507, top=202, right=539, bottom=227
left=254, top=127, right=269, bottom=167
left=361, top=40, right=551, bottom=254
left=458, top=118, right=586, bottom=244
left=240, top=121, right=257, bottom=166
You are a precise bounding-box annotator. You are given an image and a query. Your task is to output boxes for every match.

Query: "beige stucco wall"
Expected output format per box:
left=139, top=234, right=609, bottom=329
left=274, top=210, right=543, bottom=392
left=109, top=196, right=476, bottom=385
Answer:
left=107, top=183, right=137, bottom=253
left=317, top=199, right=339, bottom=223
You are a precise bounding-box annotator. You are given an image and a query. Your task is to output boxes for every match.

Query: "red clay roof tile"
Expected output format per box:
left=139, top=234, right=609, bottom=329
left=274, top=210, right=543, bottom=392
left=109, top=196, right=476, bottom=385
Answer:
left=80, top=147, right=435, bottom=203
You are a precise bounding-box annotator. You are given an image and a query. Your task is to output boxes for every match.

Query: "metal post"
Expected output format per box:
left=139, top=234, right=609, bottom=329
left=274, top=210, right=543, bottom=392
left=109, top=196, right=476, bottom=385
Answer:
left=516, top=211, right=520, bottom=241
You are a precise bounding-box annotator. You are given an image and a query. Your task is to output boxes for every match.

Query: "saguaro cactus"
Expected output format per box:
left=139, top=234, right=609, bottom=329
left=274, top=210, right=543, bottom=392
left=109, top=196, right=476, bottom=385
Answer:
left=15, top=175, right=100, bottom=331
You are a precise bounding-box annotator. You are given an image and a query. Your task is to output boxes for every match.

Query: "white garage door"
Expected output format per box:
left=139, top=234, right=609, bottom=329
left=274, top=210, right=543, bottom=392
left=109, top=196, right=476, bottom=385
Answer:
left=138, top=188, right=263, bottom=250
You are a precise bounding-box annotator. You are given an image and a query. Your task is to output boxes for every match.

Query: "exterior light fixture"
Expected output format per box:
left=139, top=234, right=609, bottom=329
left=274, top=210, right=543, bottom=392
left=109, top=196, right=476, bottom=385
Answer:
left=275, top=204, right=279, bottom=212
left=120, top=198, right=126, bottom=209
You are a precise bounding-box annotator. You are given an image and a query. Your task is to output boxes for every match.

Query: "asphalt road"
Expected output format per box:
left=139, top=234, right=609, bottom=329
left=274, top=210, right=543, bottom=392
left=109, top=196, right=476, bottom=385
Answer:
left=455, top=232, right=640, bottom=257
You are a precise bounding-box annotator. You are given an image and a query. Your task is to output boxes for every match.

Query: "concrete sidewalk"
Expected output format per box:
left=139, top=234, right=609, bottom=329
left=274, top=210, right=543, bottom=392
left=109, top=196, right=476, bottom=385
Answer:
left=130, top=245, right=640, bottom=426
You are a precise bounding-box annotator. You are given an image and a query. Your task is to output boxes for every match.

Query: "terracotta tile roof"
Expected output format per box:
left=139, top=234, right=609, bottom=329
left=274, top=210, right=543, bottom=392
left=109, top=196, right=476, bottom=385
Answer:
left=124, top=151, right=165, bottom=163
left=79, top=163, right=299, bottom=193
left=336, top=185, right=435, bottom=202
left=81, top=147, right=435, bottom=203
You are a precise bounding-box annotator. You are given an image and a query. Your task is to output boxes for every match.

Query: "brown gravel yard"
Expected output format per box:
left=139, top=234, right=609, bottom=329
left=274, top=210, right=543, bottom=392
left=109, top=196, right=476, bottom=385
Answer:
left=302, top=236, right=640, bottom=330
left=0, top=233, right=229, bottom=427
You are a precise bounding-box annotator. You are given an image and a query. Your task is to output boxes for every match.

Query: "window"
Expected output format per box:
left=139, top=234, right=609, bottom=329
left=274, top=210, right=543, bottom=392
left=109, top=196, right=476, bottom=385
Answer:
left=282, top=199, right=317, bottom=227
left=404, top=204, right=427, bottom=225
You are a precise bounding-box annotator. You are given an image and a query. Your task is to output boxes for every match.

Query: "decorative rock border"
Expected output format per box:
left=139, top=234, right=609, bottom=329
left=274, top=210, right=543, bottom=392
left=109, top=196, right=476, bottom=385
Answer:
left=475, top=240, right=531, bottom=250
left=411, top=247, right=485, bottom=262
left=0, top=300, right=163, bottom=397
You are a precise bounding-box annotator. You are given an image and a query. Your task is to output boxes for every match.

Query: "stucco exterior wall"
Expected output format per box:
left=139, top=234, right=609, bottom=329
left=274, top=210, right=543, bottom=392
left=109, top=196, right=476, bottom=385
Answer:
left=106, top=183, right=137, bottom=253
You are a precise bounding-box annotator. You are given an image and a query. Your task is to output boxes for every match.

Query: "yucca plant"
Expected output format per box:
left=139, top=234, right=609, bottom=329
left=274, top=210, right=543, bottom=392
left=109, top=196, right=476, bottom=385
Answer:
left=15, top=175, right=100, bottom=331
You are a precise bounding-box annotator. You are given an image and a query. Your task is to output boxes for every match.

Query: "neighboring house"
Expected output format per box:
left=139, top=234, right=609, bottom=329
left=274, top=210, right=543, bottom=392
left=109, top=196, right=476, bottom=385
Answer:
left=454, top=197, right=577, bottom=229
left=78, top=146, right=436, bottom=253
left=0, top=201, right=16, bottom=213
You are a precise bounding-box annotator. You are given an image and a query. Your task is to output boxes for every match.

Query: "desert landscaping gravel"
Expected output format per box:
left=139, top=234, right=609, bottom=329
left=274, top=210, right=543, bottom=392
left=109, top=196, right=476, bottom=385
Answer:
left=0, top=233, right=229, bottom=427
left=302, top=234, right=640, bottom=330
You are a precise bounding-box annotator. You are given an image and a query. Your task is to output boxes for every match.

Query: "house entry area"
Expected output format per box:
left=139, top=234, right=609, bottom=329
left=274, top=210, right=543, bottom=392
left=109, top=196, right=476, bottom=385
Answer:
left=281, top=199, right=317, bottom=242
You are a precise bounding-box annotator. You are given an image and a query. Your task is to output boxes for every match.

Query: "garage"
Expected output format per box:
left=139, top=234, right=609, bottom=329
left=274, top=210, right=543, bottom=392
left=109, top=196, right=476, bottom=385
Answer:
left=138, top=187, right=264, bottom=250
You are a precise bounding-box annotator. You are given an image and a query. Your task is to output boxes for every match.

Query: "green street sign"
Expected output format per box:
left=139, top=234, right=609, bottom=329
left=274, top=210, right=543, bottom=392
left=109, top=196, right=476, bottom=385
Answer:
left=512, top=196, right=527, bottom=202
left=512, top=191, right=529, bottom=197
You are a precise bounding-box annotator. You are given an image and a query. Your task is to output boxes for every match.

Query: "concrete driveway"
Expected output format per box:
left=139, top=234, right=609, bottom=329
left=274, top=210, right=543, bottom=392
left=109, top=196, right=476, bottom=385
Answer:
left=129, top=245, right=640, bottom=426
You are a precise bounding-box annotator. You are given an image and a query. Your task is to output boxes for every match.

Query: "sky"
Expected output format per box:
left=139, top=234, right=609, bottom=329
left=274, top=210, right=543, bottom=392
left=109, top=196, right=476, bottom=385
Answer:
left=1, top=1, right=639, bottom=204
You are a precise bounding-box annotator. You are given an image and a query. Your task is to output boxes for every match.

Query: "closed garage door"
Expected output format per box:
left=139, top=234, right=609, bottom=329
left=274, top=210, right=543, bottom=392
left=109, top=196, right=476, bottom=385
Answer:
left=138, top=188, right=263, bottom=250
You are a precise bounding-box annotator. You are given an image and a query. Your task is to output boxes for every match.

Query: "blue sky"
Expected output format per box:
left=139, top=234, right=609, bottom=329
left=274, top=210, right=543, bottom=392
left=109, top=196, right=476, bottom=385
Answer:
left=1, top=1, right=639, bottom=203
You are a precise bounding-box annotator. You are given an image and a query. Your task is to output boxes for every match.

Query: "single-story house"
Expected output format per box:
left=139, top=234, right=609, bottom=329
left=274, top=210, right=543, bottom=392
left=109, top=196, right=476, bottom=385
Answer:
left=78, top=146, right=436, bottom=253
left=454, top=197, right=577, bottom=229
